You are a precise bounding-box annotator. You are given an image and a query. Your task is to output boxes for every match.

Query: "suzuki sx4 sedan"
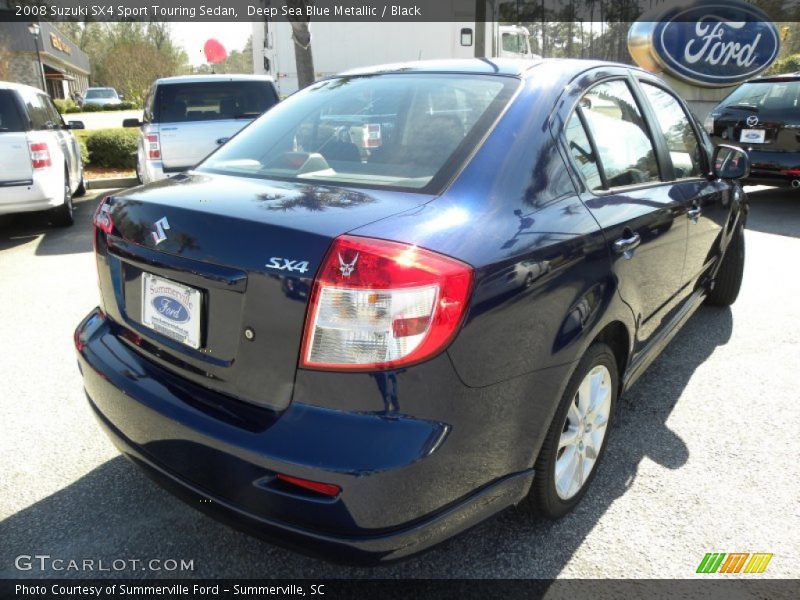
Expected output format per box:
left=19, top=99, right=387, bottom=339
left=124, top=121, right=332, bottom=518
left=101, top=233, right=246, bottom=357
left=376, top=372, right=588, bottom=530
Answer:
left=75, top=59, right=749, bottom=563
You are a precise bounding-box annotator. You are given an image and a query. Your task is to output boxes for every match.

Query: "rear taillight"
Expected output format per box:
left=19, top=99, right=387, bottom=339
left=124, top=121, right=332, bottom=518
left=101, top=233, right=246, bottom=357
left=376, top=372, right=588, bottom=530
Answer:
left=146, top=134, right=161, bottom=159
left=29, top=142, right=51, bottom=169
left=92, top=196, right=113, bottom=234
left=300, top=235, right=473, bottom=371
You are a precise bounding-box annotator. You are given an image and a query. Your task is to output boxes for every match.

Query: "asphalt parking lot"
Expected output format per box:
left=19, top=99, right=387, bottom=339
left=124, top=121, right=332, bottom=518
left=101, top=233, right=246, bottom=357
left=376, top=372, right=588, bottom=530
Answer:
left=0, top=186, right=798, bottom=579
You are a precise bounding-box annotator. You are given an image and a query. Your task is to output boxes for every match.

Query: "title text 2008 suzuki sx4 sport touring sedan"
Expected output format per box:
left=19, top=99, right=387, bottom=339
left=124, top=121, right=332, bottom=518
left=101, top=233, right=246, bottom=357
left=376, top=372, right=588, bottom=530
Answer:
left=75, top=59, right=749, bottom=563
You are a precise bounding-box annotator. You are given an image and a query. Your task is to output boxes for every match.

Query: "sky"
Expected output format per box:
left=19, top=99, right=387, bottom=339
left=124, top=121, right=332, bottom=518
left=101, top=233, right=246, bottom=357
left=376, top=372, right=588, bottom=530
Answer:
left=170, top=22, right=254, bottom=66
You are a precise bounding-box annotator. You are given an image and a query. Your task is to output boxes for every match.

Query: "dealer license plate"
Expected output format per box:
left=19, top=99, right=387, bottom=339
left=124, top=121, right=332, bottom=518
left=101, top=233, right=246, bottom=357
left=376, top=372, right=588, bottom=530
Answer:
left=142, top=273, right=202, bottom=349
left=740, top=129, right=765, bottom=143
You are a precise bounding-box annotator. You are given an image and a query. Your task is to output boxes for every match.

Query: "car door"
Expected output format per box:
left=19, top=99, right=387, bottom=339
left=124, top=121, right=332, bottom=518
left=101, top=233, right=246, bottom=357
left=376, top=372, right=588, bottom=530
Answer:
left=636, top=80, right=732, bottom=290
left=559, top=73, right=689, bottom=360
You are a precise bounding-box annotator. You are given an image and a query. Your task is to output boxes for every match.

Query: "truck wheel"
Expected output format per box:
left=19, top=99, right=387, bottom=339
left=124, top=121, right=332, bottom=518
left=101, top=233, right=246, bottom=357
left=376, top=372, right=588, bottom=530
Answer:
left=525, top=343, right=618, bottom=519
left=706, top=225, right=744, bottom=306
left=50, top=170, right=74, bottom=227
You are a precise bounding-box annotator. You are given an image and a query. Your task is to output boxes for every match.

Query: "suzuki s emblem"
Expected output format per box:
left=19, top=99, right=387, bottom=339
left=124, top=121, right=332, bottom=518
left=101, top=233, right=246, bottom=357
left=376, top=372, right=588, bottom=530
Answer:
left=338, top=252, right=359, bottom=278
left=151, top=217, right=170, bottom=245
left=746, top=115, right=759, bottom=127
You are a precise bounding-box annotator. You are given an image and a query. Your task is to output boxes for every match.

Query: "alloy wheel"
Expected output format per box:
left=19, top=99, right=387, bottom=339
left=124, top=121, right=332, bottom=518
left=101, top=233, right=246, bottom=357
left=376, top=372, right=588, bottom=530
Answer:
left=554, top=364, right=612, bottom=500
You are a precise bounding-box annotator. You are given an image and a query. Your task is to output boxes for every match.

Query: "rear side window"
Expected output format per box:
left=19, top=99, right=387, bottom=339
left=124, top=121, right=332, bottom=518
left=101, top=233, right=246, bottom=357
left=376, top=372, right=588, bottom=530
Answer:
left=579, top=80, right=660, bottom=188
left=198, top=74, right=518, bottom=192
left=19, top=90, right=55, bottom=130
left=155, top=82, right=279, bottom=123
left=719, top=80, right=800, bottom=111
left=640, top=83, right=703, bottom=179
left=565, top=113, right=603, bottom=190
left=0, top=91, right=26, bottom=132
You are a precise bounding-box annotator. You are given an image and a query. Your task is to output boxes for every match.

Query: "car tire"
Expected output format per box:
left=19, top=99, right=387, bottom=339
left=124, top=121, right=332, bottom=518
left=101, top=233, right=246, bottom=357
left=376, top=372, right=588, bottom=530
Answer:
left=50, top=170, right=75, bottom=227
left=526, top=343, right=618, bottom=519
left=75, top=167, right=87, bottom=197
left=705, top=224, right=744, bottom=306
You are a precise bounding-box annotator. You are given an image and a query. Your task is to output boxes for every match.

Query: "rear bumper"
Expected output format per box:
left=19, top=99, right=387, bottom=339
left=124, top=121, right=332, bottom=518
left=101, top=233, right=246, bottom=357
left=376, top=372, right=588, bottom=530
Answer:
left=0, top=176, right=63, bottom=215
left=75, top=309, right=535, bottom=563
left=740, top=148, right=800, bottom=186
left=140, top=160, right=190, bottom=184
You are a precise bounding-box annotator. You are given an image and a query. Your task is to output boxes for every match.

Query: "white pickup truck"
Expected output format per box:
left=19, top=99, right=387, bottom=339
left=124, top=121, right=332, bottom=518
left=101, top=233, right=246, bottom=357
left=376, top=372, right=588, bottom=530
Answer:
left=123, top=75, right=279, bottom=184
left=0, top=82, right=85, bottom=226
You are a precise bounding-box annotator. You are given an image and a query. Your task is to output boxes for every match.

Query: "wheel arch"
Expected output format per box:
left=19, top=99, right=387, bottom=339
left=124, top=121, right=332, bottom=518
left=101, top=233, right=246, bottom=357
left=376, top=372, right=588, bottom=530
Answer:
left=587, top=320, right=631, bottom=387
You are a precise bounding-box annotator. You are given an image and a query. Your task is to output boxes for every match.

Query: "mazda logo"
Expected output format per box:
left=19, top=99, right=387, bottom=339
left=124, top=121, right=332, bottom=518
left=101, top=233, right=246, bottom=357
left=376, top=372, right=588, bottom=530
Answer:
left=746, top=115, right=759, bottom=127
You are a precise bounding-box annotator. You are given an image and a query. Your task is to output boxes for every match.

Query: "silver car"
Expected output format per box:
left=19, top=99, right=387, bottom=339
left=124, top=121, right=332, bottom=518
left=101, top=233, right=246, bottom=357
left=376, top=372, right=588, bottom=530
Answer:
left=123, top=75, right=279, bottom=184
left=82, top=87, right=122, bottom=108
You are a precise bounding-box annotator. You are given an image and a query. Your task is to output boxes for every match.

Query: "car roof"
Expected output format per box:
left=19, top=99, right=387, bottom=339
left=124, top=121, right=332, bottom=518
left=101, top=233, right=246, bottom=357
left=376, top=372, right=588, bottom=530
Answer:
left=749, top=72, right=800, bottom=83
left=338, top=58, right=633, bottom=79
left=86, top=87, right=116, bottom=90
left=154, top=74, right=275, bottom=85
left=0, top=81, right=48, bottom=94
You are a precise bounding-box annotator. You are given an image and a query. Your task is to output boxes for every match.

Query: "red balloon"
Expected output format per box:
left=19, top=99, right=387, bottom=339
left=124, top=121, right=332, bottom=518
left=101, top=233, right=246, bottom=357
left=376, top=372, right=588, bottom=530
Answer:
left=203, top=39, right=227, bottom=64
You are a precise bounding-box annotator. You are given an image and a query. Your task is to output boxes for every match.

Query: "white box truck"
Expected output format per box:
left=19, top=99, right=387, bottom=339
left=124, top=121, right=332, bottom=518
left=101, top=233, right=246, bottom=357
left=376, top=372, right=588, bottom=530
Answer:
left=251, top=20, right=537, bottom=96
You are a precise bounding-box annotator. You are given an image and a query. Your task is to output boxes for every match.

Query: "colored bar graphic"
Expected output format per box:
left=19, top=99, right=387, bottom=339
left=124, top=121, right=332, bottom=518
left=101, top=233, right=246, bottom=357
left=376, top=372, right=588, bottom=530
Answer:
left=697, top=552, right=773, bottom=574
left=719, top=553, right=749, bottom=573
left=744, top=553, right=773, bottom=574
left=697, top=553, right=727, bottom=573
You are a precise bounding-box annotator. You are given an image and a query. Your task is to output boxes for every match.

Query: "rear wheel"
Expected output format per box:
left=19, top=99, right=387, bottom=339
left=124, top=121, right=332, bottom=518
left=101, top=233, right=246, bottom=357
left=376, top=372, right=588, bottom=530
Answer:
left=526, top=343, right=618, bottom=518
left=49, top=170, right=74, bottom=227
left=705, top=225, right=744, bottom=306
left=74, top=167, right=87, bottom=197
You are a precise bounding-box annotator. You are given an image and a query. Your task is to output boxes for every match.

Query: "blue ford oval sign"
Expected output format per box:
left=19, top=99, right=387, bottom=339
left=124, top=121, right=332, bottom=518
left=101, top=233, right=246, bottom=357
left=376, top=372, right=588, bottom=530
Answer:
left=152, top=295, right=190, bottom=323
left=629, top=0, right=779, bottom=87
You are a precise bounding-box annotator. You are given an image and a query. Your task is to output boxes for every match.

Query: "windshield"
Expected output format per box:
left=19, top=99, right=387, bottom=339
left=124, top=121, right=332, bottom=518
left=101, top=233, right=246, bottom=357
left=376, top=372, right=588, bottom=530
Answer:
left=155, top=81, right=278, bottom=123
left=198, top=74, right=517, bottom=191
left=86, top=89, right=117, bottom=99
left=719, top=80, right=800, bottom=112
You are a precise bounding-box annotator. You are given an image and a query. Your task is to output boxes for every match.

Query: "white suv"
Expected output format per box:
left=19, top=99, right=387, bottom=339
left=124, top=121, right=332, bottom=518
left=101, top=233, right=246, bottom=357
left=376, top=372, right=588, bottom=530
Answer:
left=0, top=82, right=85, bottom=226
left=124, top=75, right=279, bottom=184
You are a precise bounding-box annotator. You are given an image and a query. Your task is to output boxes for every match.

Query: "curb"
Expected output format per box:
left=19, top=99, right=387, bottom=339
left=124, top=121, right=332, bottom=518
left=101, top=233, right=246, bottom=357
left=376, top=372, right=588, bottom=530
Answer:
left=87, top=177, right=139, bottom=190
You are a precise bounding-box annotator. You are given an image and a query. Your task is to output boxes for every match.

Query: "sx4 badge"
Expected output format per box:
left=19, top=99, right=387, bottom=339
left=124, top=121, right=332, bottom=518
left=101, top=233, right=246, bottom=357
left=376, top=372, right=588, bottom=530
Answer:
left=266, top=257, right=310, bottom=273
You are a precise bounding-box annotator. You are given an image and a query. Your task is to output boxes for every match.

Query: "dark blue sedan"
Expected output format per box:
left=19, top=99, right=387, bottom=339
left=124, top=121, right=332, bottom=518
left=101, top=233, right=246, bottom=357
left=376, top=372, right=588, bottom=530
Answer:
left=75, top=59, right=749, bottom=563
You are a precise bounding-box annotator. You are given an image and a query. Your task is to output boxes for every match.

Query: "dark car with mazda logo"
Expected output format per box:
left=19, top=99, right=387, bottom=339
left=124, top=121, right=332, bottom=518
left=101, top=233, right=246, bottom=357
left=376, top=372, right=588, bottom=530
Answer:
left=705, top=72, right=800, bottom=187
left=75, top=59, right=749, bottom=563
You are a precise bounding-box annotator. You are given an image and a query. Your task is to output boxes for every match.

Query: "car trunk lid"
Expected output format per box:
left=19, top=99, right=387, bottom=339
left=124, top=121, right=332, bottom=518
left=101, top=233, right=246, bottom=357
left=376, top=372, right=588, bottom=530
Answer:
left=0, top=132, right=33, bottom=184
left=95, top=172, right=431, bottom=411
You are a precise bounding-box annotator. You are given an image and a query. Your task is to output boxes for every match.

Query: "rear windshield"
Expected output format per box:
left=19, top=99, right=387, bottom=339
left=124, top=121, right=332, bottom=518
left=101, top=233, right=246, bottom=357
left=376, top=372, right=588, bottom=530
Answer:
left=155, top=82, right=279, bottom=123
left=197, top=74, right=518, bottom=192
left=0, top=91, right=25, bottom=132
left=719, top=80, right=800, bottom=112
left=85, top=89, right=117, bottom=99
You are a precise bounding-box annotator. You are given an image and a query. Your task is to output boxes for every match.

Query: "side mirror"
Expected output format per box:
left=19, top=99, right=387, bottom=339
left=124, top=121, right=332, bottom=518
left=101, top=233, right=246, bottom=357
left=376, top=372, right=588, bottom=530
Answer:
left=712, top=144, right=750, bottom=180
left=118, top=94, right=125, bottom=100
left=122, top=118, right=141, bottom=128
left=68, top=120, right=85, bottom=130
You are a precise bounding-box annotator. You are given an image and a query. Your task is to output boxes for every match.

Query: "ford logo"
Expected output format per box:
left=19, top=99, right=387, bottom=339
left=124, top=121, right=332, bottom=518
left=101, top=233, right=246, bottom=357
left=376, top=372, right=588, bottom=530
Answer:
left=629, top=0, right=779, bottom=88
left=152, top=296, right=190, bottom=323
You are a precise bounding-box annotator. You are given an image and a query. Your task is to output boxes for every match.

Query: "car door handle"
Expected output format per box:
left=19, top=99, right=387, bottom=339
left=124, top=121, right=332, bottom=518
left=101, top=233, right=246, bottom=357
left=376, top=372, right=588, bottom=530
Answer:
left=216, top=137, right=230, bottom=145
left=687, top=206, right=702, bottom=222
left=613, top=232, right=641, bottom=257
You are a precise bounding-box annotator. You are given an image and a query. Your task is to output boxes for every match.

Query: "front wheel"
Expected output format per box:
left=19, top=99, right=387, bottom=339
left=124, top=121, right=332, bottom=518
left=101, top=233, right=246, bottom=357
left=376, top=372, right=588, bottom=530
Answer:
left=526, top=343, right=618, bottom=519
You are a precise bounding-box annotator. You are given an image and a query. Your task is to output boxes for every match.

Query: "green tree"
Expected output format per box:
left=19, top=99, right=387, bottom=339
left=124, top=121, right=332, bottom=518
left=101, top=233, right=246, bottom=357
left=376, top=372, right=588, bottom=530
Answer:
left=213, top=37, right=254, bottom=74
